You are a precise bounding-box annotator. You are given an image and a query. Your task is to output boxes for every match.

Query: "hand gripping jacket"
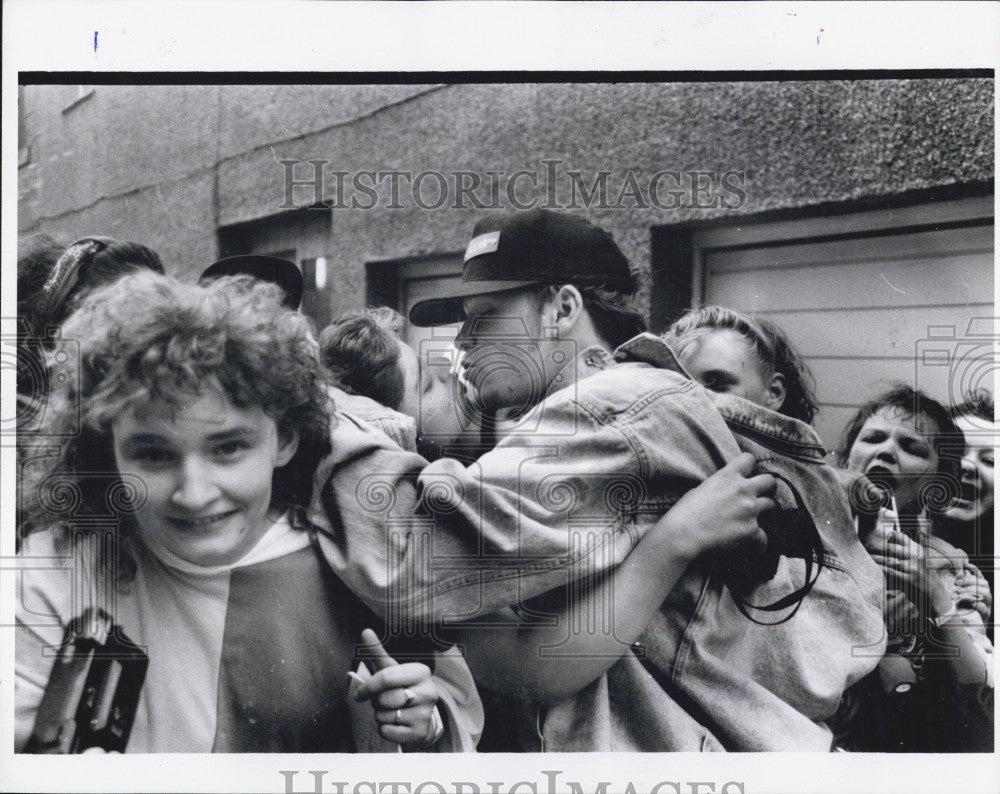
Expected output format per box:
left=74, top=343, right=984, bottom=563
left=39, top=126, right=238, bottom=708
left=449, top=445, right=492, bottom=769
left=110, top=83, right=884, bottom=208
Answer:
left=309, top=334, right=886, bottom=751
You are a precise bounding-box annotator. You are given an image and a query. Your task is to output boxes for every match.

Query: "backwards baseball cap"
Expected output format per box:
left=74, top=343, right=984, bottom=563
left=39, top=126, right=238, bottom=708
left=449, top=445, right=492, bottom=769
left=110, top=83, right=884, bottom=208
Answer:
left=200, top=255, right=303, bottom=310
left=408, top=208, right=635, bottom=327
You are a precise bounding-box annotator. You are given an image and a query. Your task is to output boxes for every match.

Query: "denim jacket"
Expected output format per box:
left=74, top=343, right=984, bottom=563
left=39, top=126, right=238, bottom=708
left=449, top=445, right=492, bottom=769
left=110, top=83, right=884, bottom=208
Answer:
left=639, top=387, right=886, bottom=751
left=311, top=334, right=739, bottom=616
left=309, top=334, right=885, bottom=751
left=327, top=385, right=418, bottom=452
left=509, top=337, right=885, bottom=751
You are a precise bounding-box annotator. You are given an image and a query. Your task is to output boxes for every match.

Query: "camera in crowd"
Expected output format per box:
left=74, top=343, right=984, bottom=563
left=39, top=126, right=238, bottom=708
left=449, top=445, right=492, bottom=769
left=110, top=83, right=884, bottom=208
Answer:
left=25, top=608, right=147, bottom=754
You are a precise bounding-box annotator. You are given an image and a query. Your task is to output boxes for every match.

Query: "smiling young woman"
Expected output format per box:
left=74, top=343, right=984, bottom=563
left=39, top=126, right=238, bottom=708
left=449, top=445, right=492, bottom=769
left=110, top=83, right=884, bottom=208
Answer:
left=110, top=390, right=298, bottom=568
left=15, top=272, right=481, bottom=754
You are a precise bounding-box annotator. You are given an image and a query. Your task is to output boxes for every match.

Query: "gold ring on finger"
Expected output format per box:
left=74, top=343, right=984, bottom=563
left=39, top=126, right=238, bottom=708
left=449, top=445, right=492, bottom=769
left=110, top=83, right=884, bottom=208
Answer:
left=394, top=709, right=402, bottom=725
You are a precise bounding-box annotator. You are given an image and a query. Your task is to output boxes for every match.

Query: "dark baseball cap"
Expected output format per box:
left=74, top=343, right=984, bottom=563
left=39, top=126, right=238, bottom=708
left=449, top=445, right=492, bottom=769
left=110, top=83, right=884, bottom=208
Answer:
left=409, top=209, right=635, bottom=327
left=200, top=255, right=303, bottom=310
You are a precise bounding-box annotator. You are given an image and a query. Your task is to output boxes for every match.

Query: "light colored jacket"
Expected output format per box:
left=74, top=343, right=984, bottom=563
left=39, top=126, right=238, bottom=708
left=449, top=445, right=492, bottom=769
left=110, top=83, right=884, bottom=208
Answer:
left=327, top=385, right=418, bottom=452
left=310, top=334, right=886, bottom=751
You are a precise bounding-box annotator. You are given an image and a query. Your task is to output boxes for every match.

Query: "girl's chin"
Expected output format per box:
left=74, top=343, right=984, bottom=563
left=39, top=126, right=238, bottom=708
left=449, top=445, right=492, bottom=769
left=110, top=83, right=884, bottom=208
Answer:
left=945, top=500, right=987, bottom=523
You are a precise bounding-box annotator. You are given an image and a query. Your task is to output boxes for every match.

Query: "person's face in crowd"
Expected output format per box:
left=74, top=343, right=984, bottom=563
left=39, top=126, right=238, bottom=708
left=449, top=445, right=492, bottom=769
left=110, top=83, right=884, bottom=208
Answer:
left=394, top=338, right=461, bottom=435
left=847, top=407, right=940, bottom=515
left=945, top=413, right=996, bottom=525
left=677, top=328, right=786, bottom=412
left=458, top=287, right=563, bottom=416
left=112, top=387, right=299, bottom=567
left=395, top=338, right=434, bottom=420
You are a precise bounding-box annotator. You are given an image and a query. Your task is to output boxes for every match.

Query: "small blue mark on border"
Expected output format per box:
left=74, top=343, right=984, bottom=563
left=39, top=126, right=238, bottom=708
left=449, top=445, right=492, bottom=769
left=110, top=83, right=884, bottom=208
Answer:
left=94, top=31, right=98, bottom=53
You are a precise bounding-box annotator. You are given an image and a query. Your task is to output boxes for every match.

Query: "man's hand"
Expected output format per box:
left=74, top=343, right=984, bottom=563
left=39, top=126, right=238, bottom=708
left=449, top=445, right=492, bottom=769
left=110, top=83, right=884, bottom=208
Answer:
left=662, top=452, right=775, bottom=563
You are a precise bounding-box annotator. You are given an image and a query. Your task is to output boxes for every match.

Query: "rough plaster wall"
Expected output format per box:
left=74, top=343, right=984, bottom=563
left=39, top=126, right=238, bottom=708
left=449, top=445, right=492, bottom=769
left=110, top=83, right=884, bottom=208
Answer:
left=20, top=85, right=219, bottom=220
left=19, top=79, right=994, bottom=316
left=216, top=79, right=994, bottom=318
left=216, top=85, right=442, bottom=159
left=20, top=172, right=218, bottom=281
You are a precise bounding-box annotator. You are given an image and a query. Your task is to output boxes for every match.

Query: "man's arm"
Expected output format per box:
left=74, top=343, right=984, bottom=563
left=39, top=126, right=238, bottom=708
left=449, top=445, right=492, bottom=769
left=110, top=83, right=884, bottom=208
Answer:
left=415, top=375, right=740, bottom=619
left=313, top=375, right=740, bottom=622
left=460, top=454, right=773, bottom=703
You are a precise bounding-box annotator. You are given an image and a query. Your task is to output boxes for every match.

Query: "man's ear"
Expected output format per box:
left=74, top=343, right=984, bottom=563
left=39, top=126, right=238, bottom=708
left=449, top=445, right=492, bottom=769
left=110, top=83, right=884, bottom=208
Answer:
left=275, top=427, right=300, bottom=467
left=763, top=372, right=787, bottom=413
left=550, top=285, right=585, bottom=333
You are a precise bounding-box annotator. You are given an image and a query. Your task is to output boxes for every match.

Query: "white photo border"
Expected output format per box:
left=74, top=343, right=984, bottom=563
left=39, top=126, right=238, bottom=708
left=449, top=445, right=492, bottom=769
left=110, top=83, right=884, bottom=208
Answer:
left=3, top=2, right=997, bottom=793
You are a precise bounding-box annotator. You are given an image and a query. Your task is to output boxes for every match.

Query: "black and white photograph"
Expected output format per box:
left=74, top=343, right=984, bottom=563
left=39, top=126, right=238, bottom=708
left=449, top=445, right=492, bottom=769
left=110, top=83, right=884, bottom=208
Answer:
left=3, top=3, right=997, bottom=793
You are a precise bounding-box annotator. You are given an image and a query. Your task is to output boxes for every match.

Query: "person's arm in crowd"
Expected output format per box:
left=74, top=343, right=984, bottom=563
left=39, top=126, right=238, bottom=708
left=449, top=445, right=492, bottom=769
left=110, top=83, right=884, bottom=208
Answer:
left=868, top=528, right=993, bottom=687
left=14, top=530, right=79, bottom=753
left=460, top=454, right=775, bottom=704
left=313, top=378, right=740, bottom=624
left=952, top=563, right=993, bottom=627
left=414, top=378, right=741, bottom=621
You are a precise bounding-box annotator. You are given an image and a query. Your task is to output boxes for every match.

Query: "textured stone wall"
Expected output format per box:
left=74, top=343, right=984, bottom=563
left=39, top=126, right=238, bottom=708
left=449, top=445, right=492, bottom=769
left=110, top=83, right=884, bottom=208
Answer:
left=19, top=79, right=994, bottom=305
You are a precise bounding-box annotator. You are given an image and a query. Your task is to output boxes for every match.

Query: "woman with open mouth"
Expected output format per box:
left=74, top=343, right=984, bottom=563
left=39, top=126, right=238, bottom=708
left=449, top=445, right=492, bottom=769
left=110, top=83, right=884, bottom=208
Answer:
left=835, top=385, right=993, bottom=752
left=935, top=389, right=995, bottom=621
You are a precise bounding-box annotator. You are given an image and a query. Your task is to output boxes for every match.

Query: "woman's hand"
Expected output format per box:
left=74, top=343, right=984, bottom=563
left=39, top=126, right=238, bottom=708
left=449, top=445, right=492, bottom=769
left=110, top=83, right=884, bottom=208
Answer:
left=869, top=530, right=994, bottom=685
left=867, top=528, right=953, bottom=619
left=352, top=628, right=441, bottom=750
left=660, top=452, right=775, bottom=563
left=953, top=565, right=992, bottom=625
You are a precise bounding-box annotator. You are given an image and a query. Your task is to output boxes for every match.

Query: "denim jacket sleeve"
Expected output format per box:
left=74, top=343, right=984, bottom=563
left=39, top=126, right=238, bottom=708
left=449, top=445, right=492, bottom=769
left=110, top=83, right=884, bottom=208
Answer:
left=310, top=368, right=740, bottom=622
left=412, top=366, right=740, bottom=619
left=306, top=409, right=429, bottom=615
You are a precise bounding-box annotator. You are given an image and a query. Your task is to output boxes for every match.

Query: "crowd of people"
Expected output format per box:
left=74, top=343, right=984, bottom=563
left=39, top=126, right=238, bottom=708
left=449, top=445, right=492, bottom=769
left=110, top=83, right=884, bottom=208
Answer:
left=13, top=208, right=994, bottom=754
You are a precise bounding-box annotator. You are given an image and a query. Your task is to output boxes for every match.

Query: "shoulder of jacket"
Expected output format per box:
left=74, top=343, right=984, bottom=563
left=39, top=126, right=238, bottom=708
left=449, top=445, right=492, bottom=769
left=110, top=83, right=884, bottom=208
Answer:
left=19, top=526, right=67, bottom=557
left=570, top=364, right=697, bottom=412
left=585, top=360, right=691, bottom=390
left=327, top=409, right=421, bottom=461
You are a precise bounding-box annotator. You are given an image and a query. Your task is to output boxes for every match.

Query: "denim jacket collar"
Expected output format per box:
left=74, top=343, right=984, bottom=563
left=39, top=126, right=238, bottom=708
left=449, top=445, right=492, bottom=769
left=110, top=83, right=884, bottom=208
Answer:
left=543, top=332, right=827, bottom=461
left=544, top=333, right=691, bottom=401
left=615, top=332, right=692, bottom=377
left=708, top=391, right=828, bottom=462
left=611, top=333, right=827, bottom=461
left=541, top=343, right=614, bottom=401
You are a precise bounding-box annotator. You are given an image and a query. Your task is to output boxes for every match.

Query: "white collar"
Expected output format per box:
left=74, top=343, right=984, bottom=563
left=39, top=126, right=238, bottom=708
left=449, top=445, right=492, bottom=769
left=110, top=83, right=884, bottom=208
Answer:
left=139, top=511, right=310, bottom=576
